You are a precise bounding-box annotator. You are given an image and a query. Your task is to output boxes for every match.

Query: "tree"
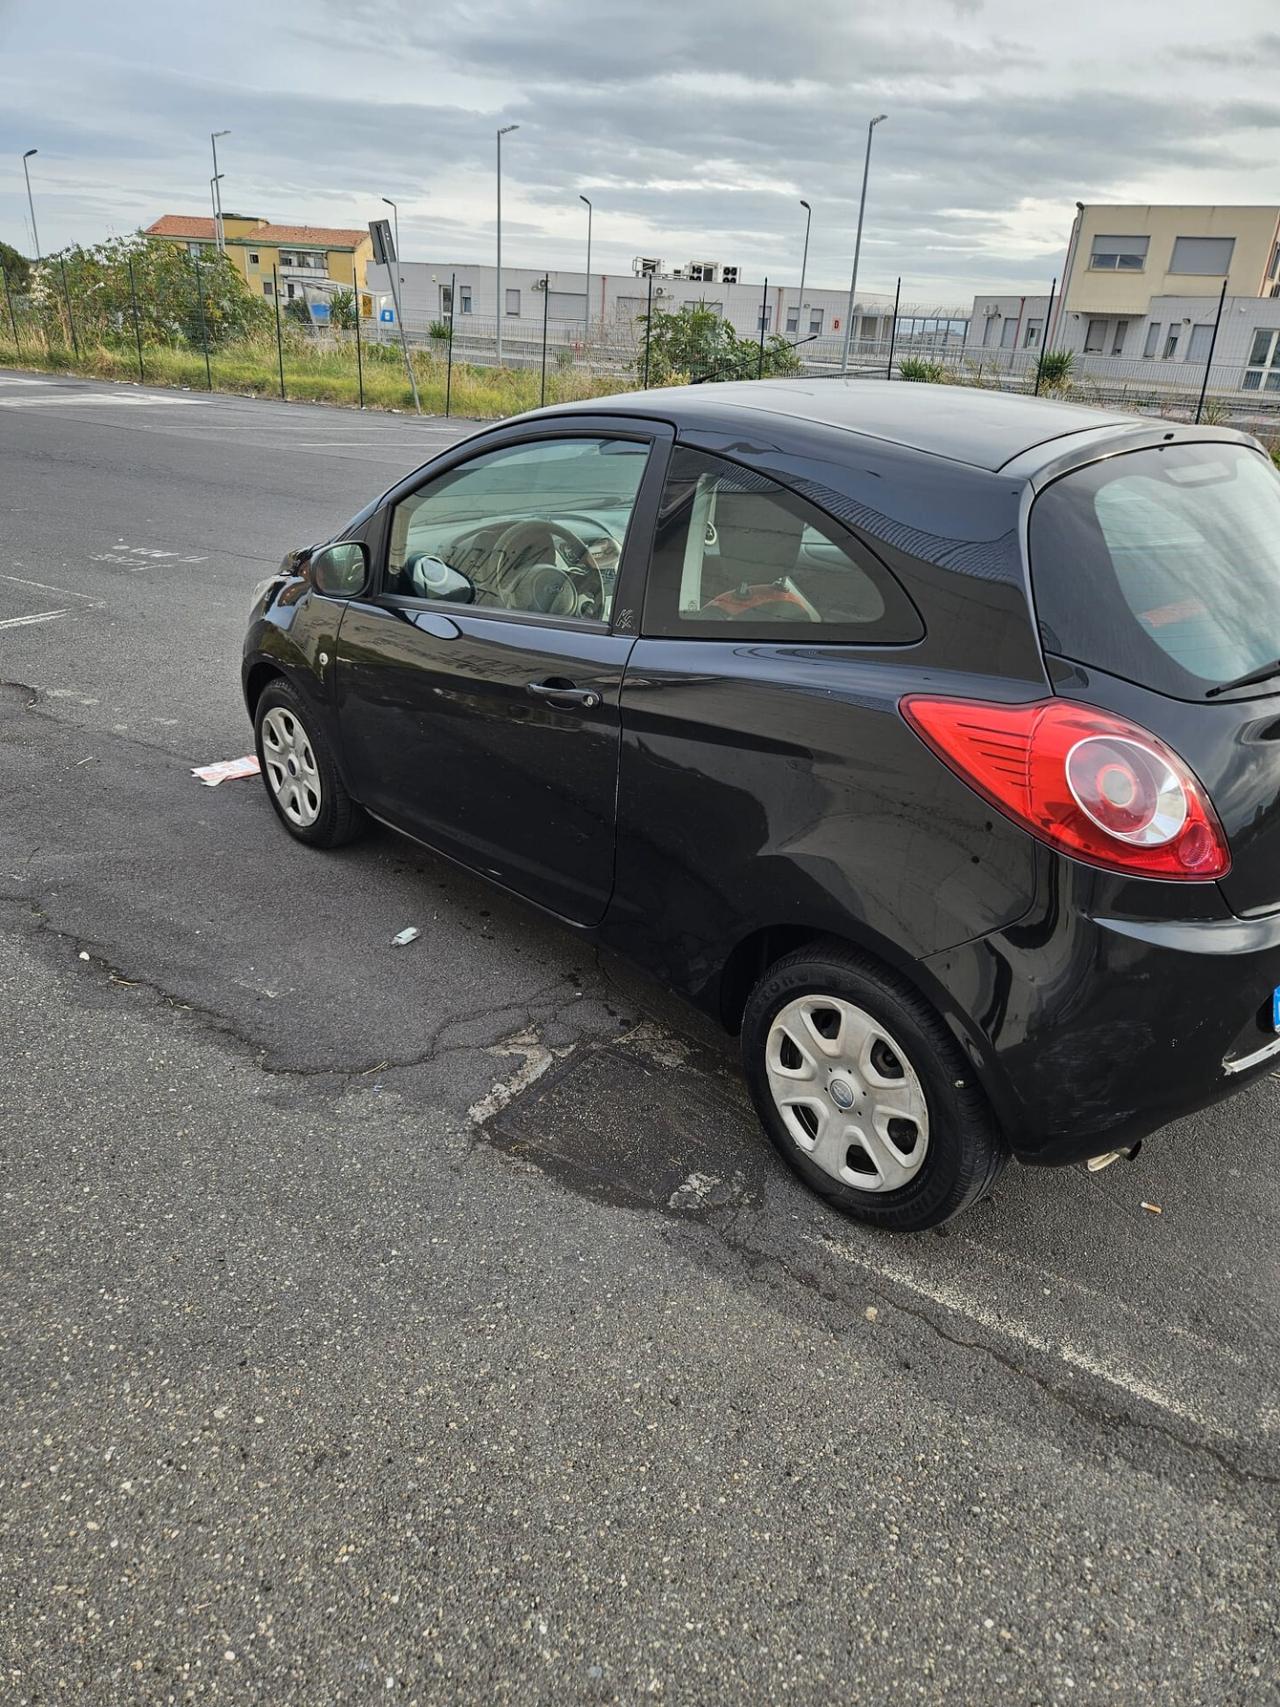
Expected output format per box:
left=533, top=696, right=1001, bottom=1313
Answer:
left=0, top=241, right=31, bottom=293
left=30, top=234, right=271, bottom=348
left=328, top=288, right=356, bottom=331
left=634, top=301, right=802, bottom=387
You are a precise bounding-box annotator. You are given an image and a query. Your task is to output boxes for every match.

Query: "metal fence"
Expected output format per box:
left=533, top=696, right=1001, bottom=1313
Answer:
left=3, top=245, right=1279, bottom=436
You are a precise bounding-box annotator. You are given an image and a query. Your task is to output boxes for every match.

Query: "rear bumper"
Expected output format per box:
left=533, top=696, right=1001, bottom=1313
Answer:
left=923, top=874, right=1280, bottom=1166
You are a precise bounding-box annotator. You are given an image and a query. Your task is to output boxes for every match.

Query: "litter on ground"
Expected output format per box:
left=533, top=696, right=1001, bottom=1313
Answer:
left=391, top=927, right=421, bottom=947
left=192, top=755, right=261, bottom=787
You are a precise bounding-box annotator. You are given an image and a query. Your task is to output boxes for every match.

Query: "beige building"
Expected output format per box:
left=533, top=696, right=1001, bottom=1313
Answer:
left=1052, top=203, right=1280, bottom=352
left=145, top=214, right=373, bottom=306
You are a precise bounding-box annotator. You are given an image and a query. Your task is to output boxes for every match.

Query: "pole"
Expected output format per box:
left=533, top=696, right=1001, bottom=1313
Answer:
left=539, top=274, right=550, bottom=407
left=3, top=267, right=20, bottom=353
left=126, top=251, right=145, bottom=383
left=383, top=242, right=420, bottom=414
left=1033, top=276, right=1058, bottom=396
left=885, top=277, right=901, bottom=379
left=1195, top=277, right=1229, bottom=425
left=757, top=275, right=769, bottom=378
left=194, top=256, right=212, bottom=389
left=496, top=125, right=518, bottom=367
left=445, top=270, right=455, bottom=417
left=59, top=257, right=79, bottom=358
left=352, top=262, right=364, bottom=409
left=271, top=265, right=285, bottom=398
left=797, top=200, right=811, bottom=338
left=841, top=114, right=887, bottom=373
left=580, top=194, right=592, bottom=343
left=210, top=132, right=228, bottom=253
left=22, top=151, right=41, bottom=260
left=642, top=271, right=653, bottom=388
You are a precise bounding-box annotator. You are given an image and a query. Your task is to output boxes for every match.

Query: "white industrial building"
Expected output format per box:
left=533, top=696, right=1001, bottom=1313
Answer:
left=366, top=255, right=957, bottom=360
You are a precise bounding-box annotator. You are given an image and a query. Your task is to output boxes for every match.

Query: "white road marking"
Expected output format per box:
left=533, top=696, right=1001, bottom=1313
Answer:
left=1, top=574, right=104, bottom=606
left=0, top=609, right=68, bottom=631
left=809, top=1232, right=1235, bottom=1439
left=0, top=391, right=192, bottom=409
left=88, top=543, right=208, bottom=570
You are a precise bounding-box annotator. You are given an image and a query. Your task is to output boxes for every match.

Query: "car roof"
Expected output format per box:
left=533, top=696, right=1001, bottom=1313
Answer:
left=543, top=378, right=1146, bottom=474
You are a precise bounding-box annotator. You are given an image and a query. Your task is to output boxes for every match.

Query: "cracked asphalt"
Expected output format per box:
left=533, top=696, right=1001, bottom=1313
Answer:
left=1, top=371, right=1278, bottom=1706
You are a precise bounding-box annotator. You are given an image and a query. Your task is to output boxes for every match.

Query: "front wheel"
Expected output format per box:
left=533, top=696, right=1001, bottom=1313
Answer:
left=253, top=679, right=365, bottom=849
left=741, top=944, right=1007, bottom=1231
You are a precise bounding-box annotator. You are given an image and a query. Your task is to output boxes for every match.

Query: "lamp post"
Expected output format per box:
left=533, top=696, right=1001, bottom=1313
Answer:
left=381, top=196, right=401, bottom=279
left=496, top=123, right=519, bottom=365
left=797, top=198, right=811, bottom=339
left=210, top=130, right=230, bottom=252
left=579, top=193, right=593, bottom=343
left=209, top=173, right=223, bottom=234
left=22, top=149, right=41, bottom=260
left=840, top=113, right=887, bottom=374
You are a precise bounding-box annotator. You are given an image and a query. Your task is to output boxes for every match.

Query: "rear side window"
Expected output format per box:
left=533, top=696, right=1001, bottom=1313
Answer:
left=642, top=447, right=922, bottom=643
left=1029, top=443, right=1280, bottom=698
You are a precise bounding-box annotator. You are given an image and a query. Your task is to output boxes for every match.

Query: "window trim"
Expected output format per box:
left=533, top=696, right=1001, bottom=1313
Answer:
left=639, top=442, right=925, bottom=646
left=370, top=417, right=675, bottom=636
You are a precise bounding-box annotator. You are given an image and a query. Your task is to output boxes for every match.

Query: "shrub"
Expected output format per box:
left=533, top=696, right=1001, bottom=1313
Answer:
left=898, top=357, right=946, bottom=383
left=1034, top=348, right=1075, bottom=393
left=634, top=302, right=801, bottom=387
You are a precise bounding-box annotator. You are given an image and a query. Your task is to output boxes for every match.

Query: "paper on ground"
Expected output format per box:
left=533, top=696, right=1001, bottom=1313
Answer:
left=193, top=755, right=261, bottom=787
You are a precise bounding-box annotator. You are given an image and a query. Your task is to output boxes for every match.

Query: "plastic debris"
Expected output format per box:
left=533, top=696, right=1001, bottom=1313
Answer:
left=864, top=1306, right=878, bottom=1322
left=1141, top=1201, right=1163, bottom=1215
left=192, top=755, right=260, bottom=787
left=78, top=951, right=90, bottom=962
left=391, top=927, right=421, bottom=947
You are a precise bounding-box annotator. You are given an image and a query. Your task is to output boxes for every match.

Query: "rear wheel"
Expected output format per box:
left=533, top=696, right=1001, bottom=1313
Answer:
left=253, top=679, right=365, bottom=848
left=741, top=944, right=1006, bottom=1230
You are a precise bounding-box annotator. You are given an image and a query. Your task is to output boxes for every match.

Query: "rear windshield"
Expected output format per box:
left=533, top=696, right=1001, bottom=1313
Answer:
left=1028, top=442, right=1280, bottom=699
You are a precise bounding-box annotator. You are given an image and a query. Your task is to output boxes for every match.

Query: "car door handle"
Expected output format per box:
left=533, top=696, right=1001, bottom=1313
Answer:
left=527, top=677, right=602, bottom=710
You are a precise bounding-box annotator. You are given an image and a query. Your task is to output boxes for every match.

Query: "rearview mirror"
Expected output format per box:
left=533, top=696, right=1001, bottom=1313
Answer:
left=310, top=540, right=369, bottom=598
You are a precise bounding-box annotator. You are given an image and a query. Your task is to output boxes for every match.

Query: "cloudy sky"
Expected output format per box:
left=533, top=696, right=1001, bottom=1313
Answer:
left=1, top=0, right=1278, bottom=308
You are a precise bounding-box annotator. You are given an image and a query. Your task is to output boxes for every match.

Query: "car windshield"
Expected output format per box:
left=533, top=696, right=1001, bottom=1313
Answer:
left=1028, top=442, right=1280, bottom=699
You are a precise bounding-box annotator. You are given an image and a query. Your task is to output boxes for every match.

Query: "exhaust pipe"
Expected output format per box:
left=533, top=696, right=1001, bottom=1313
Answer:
left=1085, top=1140, right=1142, bottom=1173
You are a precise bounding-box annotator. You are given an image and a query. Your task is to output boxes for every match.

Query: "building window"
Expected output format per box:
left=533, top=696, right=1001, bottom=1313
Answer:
left=506, top=288, right=520, bottom=316
left=1084, top=318, right=1107, bottom=353
left=286, top=282, right=296, bottom=300
left=1169, top=236, right=1235, bottom=275
left=1023, top=318, right=1043, bottom=349
left=1143, top=322, right=1161, bottom=358
left=441, top=284, right=452, bottom=314
left=1163, top=325, right=1180, bottom=359
left=1089, top=235, right=1149, bottom=271
left=262, top=280, right=273, bottom=297
left=248, top=252, right=259, bottom=265
left=981, top=312, right=997, bottom=347
left=809, top=308, right=824, bottom=335
left=1111, top=320, right=1129, bottom=356
left=786, top=307, right=800, bottom=333
left=1244, top=327, right=1280, bottom=390
left=1000, top=316, right=1018, bottom=350
left=460, top=286, right=472, bottom=314
left=1186, top=323, right=1214, bottom=362
left=758, top=305, right=772, bottom=331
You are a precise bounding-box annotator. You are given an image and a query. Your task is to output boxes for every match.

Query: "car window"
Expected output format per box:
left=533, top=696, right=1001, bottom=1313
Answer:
left=386, top=436, right=650, bottom=624
left=642, top=447, right=923, bottom=643
left=1029, top=443, right=1280, bottom=697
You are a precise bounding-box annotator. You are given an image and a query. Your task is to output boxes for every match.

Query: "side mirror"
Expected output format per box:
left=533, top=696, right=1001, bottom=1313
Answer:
left=310, top=540, right=369, bottom=598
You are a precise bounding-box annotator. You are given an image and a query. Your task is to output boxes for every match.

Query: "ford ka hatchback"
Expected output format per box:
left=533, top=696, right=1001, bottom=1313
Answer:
left=242, top=381, right=1280, bottom=1230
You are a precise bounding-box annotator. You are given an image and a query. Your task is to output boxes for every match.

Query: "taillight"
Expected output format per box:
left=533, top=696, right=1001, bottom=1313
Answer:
left=900, top=697, right=1230, bottom=881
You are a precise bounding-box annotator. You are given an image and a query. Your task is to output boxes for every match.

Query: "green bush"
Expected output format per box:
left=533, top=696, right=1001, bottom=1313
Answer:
left=635, top=302, right=801, bottom=387
left=427, top=319, right=451, bottom=341
left=898, top=357, right=946, bottom=383
left=1034, top=348, right=1075, bottom=393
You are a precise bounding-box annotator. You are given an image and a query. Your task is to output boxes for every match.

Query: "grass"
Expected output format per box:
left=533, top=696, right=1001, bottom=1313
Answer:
left=0, top=330, right=628, bottom=420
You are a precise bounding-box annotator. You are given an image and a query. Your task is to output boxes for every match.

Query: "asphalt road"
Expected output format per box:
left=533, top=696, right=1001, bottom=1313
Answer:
left=1, top=370, right=1277, bottom=1706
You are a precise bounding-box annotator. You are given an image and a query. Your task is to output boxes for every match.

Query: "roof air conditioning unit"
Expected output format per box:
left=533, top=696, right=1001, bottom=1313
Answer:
left=634, top=256, right=663, bottom=277
left=721, top=265, right=739, bottom=286
left=688, top=261, right=718, bottom=282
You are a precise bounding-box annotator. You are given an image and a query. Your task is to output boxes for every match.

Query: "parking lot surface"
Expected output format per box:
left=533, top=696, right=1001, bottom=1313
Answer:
left=1, top=370, right=1277, bottom=1704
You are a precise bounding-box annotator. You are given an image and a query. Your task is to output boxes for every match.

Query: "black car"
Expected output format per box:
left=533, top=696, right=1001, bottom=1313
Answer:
left=243, top=379, right=1280, bottom=1231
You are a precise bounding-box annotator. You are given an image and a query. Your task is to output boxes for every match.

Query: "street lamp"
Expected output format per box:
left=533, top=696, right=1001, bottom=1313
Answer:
left=579, top=194, right=592, bottom=342
left=496, top=123, right=519, bottom=365
left=22, top=149, right=41, bottom=261
left=210, top=130, right=230, bottom=253
left=840, top=113, right=887, bottom=374
left=209, top=174, right=224, bottom=239
left=797, top=199, right=811, bottom=340
left=381, top=196, right=401, bottom=281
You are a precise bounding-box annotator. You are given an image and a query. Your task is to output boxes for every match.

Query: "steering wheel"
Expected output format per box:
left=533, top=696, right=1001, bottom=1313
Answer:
left=490, top=519, right=609, bottom=619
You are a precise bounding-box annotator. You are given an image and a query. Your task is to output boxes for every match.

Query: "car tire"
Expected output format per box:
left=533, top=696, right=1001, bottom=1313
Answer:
left=741, top=942, right=1007, bottom=1231
left=253, top=678, right=365, bottom=849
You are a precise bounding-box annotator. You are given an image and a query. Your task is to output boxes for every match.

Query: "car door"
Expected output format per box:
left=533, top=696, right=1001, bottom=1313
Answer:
left=333, top=417, right=672, bottom=926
